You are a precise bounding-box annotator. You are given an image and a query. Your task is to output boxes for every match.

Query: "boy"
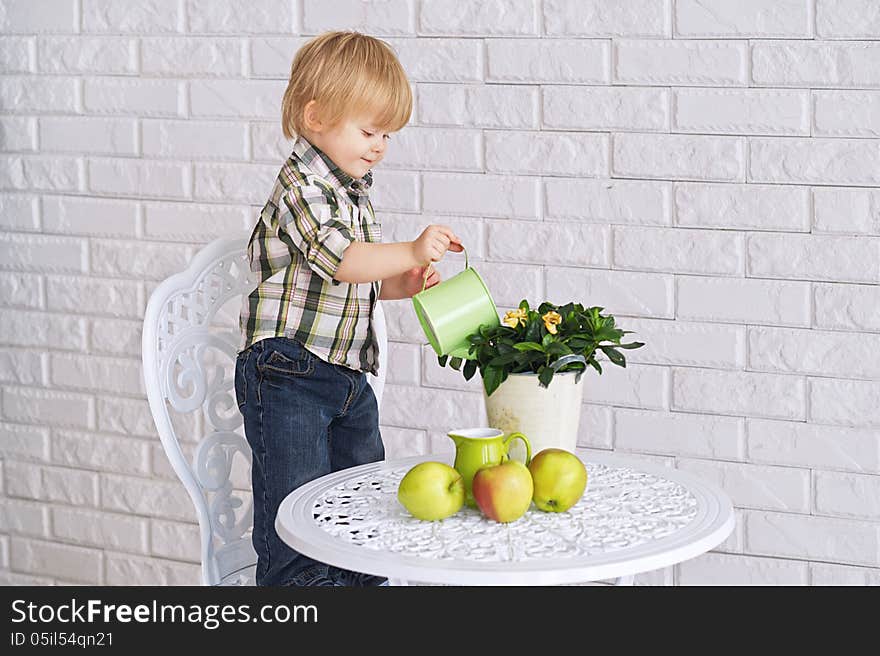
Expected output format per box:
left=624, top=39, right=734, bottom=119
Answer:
left=234, top=31, right=462, bottom=586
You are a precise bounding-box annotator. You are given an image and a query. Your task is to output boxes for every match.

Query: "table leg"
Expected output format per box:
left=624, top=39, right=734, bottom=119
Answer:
left=614, top=575, right=635, bottom=586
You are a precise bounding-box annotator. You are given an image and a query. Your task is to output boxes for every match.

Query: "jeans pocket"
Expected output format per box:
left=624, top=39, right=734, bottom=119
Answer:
left=234, top=350, right=249, bottom=410
left=259, top=339, right=316, bottom=378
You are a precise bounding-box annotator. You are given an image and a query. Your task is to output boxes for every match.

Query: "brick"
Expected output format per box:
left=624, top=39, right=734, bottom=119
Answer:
left=0, top=194, right=39, bottom=232
left=678, top=458, right=810, bottom=512
left=816, top=0, right=880, bottom=38
left=10, top=538, right=102, bottom=584
left=679, top=552, right=808, bottom=585
left=676, top=276, right=811, bottom=327
left=418, top=83, right=538, bottom=129
left=814, top=282, right=880, bottom=332
left=52, top=507, right=149, bottom=554
left=750, top=137, right=880, bottom=186
left=488, top=221, right=609, bottom=267
left=89, top=317, right=144, bottom=357
left=149, top=519, right=200, bottom=561
left=373, top=383, right=484, bottom=431
left=90, top=238, right=190, bottom=281
left=37, top=37, right=137, bottom=75
left=748, top=233, right=880, bottom=284
left=578, top=404, right=613, bottom=450
left=816, top=471, right=880, bottom=520
left=83, top=0, right=182, bottom=33
left=810, top=378, right=880, bottom=428
left=0, top=232, right=86, bottom=273
left=614, top=226, right=743, bottom=275
left=53, top=430, right=151, bottom=476
left=50, top=353, right=144, bottom=396
left=42, top=195, right=138, bottom=238
left=0, top=273, right=43, bottom=310
left=814, top=91, right=880, bottom=138
left=101, top=473, right=196, bottom=522
left=97, top=396, right=163, bottom=438
left=2, top=386, right=94, bottom=429
left=614, top=133, right=745, bottom=182
left=83, top=77, right=181, bottom=116
left=249, top=37, right=308, bottom=78
left=0, top=349, right=45, bottom=387
left=382, top=426, right=429, bottom=460
left=142, top=119, right=248, bottom=160
left=423, top=173, right=539, bottom=219
left=40, top=116, right=138, bottom=156
left=746, top=510, right=880, bottom=566
left=675, top=182, right=809, bottom=232
left=0, top=37, right=32, bottom=73
left=368, top=170, right=419, bottom=212
left=0, top=0, right=77, bottom=34
left=186, top=0, right=295, bottom=34
left=545, top=0, right=669, bottom=37
left=251, top=122, right=292, bottom=162
left=544, top=85, right=668, bottom=132
left=547, top=266, right=674, bottom=319
left=675, top=0, right=811, bottom=37
left=142, top=38, right=244, bottom=77
left=813, top=187, right=880, bottom=236
left=752, top=42, right=880, bottom=88
left=748, top=418, right=880, bottom=474
left=0, top=498, right=50, bottom=537
left=193, top=162, right=277, bottom=204
left=749, top=326, right=880, bottom=379
left=674, top=88, right=809, bottom=135
left=621, top=317, right=745, bottom=370
left=384, top=127, right=482, bottom=172
left=616, top=40, right=748, bottom=86
left=144, top=201, right=249, bottom=242
left=486, top=39, right=610, bottom=84
left=388, top=38, right=483, bottom=83
left=472, top=261, right=542, bottom=308
left=1, top=155, right=82, bottom=192
left=0, top=76, right=78, bottom=113
left=7, top=462, right=100, bottom=506
left=0, top=422, right=50, bottom=460
left=811, top=562, right=880, bottom=585
left=46, top=275, right=141, bottom=318
left=189, top=79, right=286, bottom=119
left=545, top=178, right=672, bottom=226
left=486, top=131, right=608, bottom=177
left=615, top=408, right=744, bottom=460
left=673, top=368, right=806, bottom=420
left=0, top=116, right=37, bottom=151
left=421, top=0, right=536, bottom=35
left=88, top=158, right=190, bottom=200
left=582, top=363, right=669, bottom=411
left=105, top=553, right=198, bottom=585
left=385, top=342, right=420, bottom=386
left=0, top=310, right=86, bottom=351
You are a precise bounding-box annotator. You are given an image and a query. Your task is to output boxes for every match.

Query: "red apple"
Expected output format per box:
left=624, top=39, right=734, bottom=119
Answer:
left=471, top=460, right=533, bottom=523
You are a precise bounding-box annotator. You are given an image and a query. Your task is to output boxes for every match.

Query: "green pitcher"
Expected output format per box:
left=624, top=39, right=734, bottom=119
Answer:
left=448, top=427, right=532, bottom=507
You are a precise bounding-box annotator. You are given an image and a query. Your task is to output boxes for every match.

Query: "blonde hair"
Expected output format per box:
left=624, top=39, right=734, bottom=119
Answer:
left=282, top=31, right=412, bottom=139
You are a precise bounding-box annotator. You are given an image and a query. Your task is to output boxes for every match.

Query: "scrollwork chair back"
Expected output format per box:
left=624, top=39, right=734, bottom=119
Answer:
left=142, top=235, right=388, bottom=585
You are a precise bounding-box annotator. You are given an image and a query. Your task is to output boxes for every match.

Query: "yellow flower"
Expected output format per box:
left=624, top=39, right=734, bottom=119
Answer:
left=542, top=310, right=562, bottom=335
left=502, top=308, right=528, bottom=328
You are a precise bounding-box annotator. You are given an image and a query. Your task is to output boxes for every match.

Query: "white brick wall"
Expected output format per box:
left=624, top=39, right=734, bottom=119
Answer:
left=1, top=0, right=878, bottom=586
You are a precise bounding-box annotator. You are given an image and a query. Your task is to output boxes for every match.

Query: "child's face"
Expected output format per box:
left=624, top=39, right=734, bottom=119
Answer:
left=308, top=114, right=391, bottom=180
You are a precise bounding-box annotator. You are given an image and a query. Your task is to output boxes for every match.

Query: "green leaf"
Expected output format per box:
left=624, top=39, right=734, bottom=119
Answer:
left=449, top=356, right=463, bottom=371
left=616, top=341, right=645, bottom=350
left=518, top=299, right=530, bottom=312
left=541, top=332, right=555, bottom=348
left=488, top=352, right=519, bottom=368
left=589, top=359, right=603, bottom=374
left=599, top=345, right=625, bottom=367
left=538, top=365, right=554, bottom=388
left=483, top=366, right=502, bottom=397
left=438, top=354, right=448, bottom=367
left=513, top=342, right=544, bottom=352
left=463, top=359, right=478, bottom=381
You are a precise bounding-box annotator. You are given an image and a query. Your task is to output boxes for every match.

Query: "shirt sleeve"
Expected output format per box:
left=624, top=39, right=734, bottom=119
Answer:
left=277, top=181, right=354, bottom=286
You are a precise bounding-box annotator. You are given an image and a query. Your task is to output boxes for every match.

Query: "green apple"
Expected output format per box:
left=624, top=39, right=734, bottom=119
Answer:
left=528, top=448, right=588, bottom=513
left=397, top=461, right=465, bottom=521
left=472, top=460, right=533, bottom=523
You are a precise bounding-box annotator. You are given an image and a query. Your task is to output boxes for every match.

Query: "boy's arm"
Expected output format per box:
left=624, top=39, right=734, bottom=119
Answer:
left=334, top=241, right=421, bottom=284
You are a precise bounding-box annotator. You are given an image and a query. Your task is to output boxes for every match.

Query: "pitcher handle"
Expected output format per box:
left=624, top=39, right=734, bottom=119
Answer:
left=421, top=246, right=468, bottom=293
left=503, top=431, right=532, bottom=466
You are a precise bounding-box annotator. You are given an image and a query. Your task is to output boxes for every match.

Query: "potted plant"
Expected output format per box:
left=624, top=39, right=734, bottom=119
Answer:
left=438, top=300, right=645, bottom=456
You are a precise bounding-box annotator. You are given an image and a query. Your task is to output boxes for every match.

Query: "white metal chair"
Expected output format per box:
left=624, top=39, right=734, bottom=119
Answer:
left=142, top=234, right=388, bottom=585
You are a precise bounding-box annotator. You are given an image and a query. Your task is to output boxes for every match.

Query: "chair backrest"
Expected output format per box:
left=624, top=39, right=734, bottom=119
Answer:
left=142, top=234, right=388, bottom=585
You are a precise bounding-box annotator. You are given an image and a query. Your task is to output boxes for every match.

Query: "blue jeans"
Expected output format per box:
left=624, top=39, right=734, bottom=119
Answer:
left=234, top=337, right=387, bottom=586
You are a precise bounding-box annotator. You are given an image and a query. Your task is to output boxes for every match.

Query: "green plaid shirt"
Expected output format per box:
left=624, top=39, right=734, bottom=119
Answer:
left=240, top=136, right=382, bottom=374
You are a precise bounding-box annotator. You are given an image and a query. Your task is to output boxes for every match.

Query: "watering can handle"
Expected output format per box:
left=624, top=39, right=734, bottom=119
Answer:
left=421, top=245, right=468, bottom=293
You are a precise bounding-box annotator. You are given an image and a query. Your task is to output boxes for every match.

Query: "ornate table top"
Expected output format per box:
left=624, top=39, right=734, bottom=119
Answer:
left=276, top=450, right=735, bottom=585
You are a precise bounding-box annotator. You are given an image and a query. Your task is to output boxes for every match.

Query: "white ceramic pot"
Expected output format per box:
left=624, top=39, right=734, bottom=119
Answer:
left=483, top=370, right=585, bottom=463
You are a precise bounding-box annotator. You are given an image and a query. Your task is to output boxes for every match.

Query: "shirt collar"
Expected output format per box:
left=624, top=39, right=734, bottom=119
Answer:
left=292, top=135, right=373, bottom=195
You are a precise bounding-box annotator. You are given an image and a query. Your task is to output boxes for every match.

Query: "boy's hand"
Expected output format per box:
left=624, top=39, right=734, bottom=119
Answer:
left=399, top=265, right=441, bottom=298
left=411, top=224, right=463, bottom=267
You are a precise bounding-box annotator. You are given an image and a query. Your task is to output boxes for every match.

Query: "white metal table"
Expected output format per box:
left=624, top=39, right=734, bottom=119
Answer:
left=276, top=449, right=735, bottom=586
